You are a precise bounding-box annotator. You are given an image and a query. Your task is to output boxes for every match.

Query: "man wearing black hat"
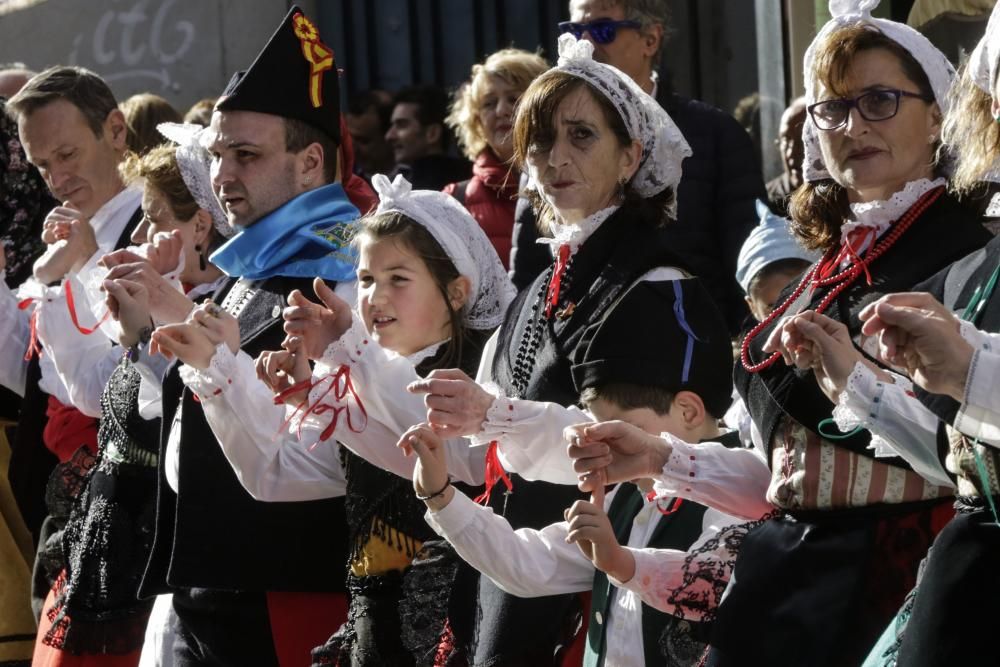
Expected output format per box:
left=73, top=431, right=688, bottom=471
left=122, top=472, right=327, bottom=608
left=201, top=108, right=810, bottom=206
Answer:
left=138, top=7, right=355, bottom=664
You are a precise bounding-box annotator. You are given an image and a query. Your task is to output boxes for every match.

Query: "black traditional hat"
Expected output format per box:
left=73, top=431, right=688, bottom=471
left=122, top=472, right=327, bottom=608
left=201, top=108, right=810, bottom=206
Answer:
left=571, top=278, right=733, bottom=418
left=216, top=5, right=340, bottom=143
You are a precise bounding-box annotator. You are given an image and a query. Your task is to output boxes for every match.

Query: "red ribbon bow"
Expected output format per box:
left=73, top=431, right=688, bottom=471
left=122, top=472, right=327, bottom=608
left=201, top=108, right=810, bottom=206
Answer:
left=275, top=363, right=368, bottom=446
left=474, top=440, right=513, bottom=505
left=544, top=244, right=571, bottom=319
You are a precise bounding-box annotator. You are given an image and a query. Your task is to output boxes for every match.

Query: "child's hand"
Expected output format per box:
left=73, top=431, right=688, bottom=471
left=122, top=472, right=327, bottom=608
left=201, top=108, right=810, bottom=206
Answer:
left=255, top=337, right=312, bottom=405
left=282, top=278, right=352, bottom=361
left=565, top=481, right=636, bottom=583
left=398, top=423, right=454, bottom=509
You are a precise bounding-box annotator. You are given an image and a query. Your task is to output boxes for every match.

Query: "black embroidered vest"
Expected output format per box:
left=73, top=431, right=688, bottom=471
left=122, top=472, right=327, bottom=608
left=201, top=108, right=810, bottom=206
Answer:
left=735, top=191, right=991, bottom=463
left=140, top=275, right=350, bottom=595
left=475, top=205, right=689, bottom=665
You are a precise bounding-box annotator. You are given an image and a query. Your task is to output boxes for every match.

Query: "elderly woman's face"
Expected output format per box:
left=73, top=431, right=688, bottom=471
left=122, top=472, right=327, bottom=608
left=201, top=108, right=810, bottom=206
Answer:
left=526, top=85, right=638, bottom=224
left=814, top=48, right=940, bottom=203
left=479, top=74, right=523, bottom=163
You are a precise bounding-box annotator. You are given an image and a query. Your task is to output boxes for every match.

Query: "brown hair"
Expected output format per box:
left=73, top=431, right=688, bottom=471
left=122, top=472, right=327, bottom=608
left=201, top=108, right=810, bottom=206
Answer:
left=284, top=116, right=339, bottom=183
left=184, top=98, right=216, bottom=126
left=353, top=211, right=467, bottom=367
left=789, top=23, right=938, bottom=251
left=511, top=69, right=675, bottom=233
left=7, top=66, right=118, bottom=138
left=120, top=93, right=182, bottom=155
left=446, top=48, right=549, bottom=161
left=579, top=382, right=675, bottom=416
left=943, top=63, right=1000, bottom=195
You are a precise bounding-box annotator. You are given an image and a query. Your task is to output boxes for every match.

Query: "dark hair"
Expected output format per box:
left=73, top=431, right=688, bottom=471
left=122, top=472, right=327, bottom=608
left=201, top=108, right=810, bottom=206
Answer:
left=120, top=93, right=182, bottom=155
left=7, top=66, right=118, bottom=138
left=619, top=0, right=673, bottom=65
left=284, top=116, right=339, bottom=183
left=347, top=89, right=394, bottom=132
left=392, top=84, right=454, bottom=149
left=579, top=382, right=675, bottom=417
left=790, top=24, right=938, bottom=251
left=353, top=211, right=466, bottom=367
left=747, top=257, right=811, bottom=297
left=511, top=70, right=675, bottom=233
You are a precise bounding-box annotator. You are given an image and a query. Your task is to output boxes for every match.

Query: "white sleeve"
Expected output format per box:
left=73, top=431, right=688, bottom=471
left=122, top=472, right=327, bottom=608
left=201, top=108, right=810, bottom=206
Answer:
left=954, top=347, right=1000, bottom=447
left=35, top=281, right=120, bottom=418
left=424, top=486, right=594, bottom=597
left=832, top=362, right=955, bottom=488
left=652, top=434, right=774, bottom=520
left=296, top=317, right=485, bottom=484
left=609, top=508, right=747, bottom=621
left=179, top=345, right=347, bottom=502
left=478, top=395, right=593, bottom=486
left=0, top=277, right=30, bottom=396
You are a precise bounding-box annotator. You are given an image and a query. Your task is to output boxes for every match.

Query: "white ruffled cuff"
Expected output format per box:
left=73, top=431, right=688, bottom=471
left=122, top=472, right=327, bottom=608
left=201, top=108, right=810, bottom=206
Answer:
left=832, top=362, right=901, bottom=458
left=315, top=314, right=366, bottom=373
left=178, top=343, right=238, bottom=403
left=651, top=432, right=699, bottom=497
left=959, top=320, right=995, bottom=354
left=469, top=386, right=514, bottom=446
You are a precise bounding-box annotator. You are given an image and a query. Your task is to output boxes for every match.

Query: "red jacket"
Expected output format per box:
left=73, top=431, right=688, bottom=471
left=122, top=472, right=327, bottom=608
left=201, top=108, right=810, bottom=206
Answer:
left=443, top=149, right=518, bottom=268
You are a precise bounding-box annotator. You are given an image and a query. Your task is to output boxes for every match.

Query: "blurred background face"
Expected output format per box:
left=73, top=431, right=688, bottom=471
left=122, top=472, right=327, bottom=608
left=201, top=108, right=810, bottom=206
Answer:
left=778, top=99, right=807, bottom=181
left=478, top=74, right=522, bottom=163
left=569, top=0, right=651, bottom=87
left=815, top=48, right=939, bottom=203
left=346, top=106, right=394, bottom=176
left=385, top=102, right=436, bottom=164
left=19, top=99, right=126, bottom=218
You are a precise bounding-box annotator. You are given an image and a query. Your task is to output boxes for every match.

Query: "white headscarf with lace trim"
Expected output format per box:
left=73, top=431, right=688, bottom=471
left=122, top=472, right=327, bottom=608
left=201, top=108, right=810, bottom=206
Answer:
left=370, top=173, right=515, bottom=330
left=157, top=122, right=233, bottom=238
left=969, top=2, right=1000, bottom=94
left=801, top=0, right=955, bottom=182
left=543, top=34, right=692, bottom=215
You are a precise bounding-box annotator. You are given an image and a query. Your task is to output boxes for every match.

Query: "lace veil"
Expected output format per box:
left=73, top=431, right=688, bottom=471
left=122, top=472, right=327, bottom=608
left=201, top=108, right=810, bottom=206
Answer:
left=546, top=34, right=692, bottom=215
left=969, top=2, right=1000, bottom=94
left=801, top=0, right=955, bottom=182
left=370, top=174, right=515, bottom=330
left=156, top=122, right=234, bottom=238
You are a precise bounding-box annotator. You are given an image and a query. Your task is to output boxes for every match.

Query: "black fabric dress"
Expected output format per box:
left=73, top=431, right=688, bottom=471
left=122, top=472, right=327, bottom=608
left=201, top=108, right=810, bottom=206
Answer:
left=478, top=203, right=690, bottom=666
left=887, top=233, right=1000, bottom=667
left=41, top=356, right=160, bottom=654
left=311, top=329, right=491, bottom=667
left=717, top=187, right=992, bottom=667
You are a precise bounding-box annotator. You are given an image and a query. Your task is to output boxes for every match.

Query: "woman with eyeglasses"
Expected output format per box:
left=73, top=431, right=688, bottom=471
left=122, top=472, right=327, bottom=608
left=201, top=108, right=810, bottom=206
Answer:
left=715, top=3, right=992, bottom=666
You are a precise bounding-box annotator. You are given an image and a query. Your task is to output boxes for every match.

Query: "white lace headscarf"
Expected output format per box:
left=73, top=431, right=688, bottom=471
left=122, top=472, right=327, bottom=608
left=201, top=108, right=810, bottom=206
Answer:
left=969, top=2, right=1000, bottom=95
left=156, top=122, right=234, bottom=238
left=802, top=0, right=955, bottom=182
left=369, top=174, right=516, bottom=330
left=543, top=33, right=692, bottom=215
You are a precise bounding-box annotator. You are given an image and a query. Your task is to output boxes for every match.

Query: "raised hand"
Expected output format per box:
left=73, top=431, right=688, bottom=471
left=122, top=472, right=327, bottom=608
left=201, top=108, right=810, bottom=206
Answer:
left=104, top=260, right=194, bottom=324
left=282, top=277, right=353, bottom=361
left=565, top=420, right=671, bottom=493
left=34, top=215, right=99, bottom=284
left=41, top=205, right=84, bottom=244
left=144, top=230, right=185, bottom=275
left=763, top=310, right=867, bottom=403
left=103, top=278, right=152, bottom=347
left=189, top=302, right=240, bottom=354
left=564, top=478, right=635, bottom=582
left=255, top=337, right=312, bottom=404
left=150, top=303, right=237, bottom=369
left=398, top=423, right=455, bottom=509
left=405, top=368, right=493, bottom=437
left=860, top=292, right=972, bottom=400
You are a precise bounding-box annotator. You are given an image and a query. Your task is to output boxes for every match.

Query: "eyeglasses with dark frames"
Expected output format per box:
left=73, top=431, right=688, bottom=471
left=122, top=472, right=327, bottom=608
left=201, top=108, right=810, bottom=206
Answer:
left=807, top=89, right=933, bottom=131
left=557, top=19, right=642, bottom=45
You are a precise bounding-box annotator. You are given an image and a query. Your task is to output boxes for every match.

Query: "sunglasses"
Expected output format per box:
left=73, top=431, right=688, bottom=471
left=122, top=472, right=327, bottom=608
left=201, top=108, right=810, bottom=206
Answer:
left=557, top=19, right=642, bottom=44
left=807, top=89, right=932, bottom=131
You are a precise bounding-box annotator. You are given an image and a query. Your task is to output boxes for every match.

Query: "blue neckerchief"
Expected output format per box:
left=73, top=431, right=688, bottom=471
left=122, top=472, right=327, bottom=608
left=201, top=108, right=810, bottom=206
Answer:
left=210, top=183, right=359, bottom=281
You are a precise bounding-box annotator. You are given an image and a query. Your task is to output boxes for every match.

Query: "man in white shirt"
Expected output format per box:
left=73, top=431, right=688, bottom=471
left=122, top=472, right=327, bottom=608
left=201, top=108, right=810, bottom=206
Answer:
left=1, top=67, right=140, bottom=613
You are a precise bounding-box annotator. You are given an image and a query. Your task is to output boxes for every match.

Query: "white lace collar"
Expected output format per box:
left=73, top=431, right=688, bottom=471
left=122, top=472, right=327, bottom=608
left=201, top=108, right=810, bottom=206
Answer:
left=840, top=177, right=945, bottom=244
left=537, top=205, right=619, bottom=256
left=406, top=339, right=447, bottom=366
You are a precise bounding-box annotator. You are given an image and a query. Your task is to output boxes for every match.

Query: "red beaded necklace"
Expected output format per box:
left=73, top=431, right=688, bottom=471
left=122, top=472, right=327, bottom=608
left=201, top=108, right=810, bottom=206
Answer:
left=739, top=185, right=944, bottom=373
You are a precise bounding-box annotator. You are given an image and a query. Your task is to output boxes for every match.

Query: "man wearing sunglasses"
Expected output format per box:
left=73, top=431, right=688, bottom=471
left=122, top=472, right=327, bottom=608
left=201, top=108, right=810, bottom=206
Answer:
left=510, top=0, right=765, bottom=335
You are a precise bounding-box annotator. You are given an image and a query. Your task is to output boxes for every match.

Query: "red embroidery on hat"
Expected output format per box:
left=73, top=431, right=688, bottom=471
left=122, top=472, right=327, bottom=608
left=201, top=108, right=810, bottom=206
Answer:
left=292, top=13, right=334, bottom=109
